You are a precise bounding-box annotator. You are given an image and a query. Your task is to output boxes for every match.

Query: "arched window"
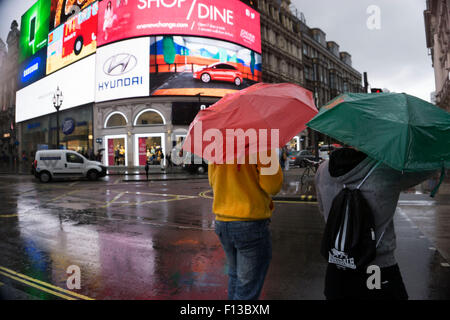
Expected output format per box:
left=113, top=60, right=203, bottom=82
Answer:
left=134, top=109, right=165, bottom=126
left=105, top=112, right=127, bottom=128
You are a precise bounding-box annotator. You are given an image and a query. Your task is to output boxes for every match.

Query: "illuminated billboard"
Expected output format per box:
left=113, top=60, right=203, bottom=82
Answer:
left=47, top=1, right=98, bottom=75
left=19, top=0, right=51, bottom=62
left=150, top=35, right=261, bottom=97
left=97, top=0, right=261, bottom=53
left=49, top=0, right=97, bottom=30
left=95, top=37, right=150, bottom=102
left=18, top=48, right=47, bottom=90
left=16, top=54, right=96, bottom=123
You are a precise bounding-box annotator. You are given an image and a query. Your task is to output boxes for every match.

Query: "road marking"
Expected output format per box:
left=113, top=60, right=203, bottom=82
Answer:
left=199, top=190, right=318, bottom=204
left=199, top=190, right=213, bottom=199
left=101, top=192, right=126, bottom=208
left=0, top=270, right=76, bottom=300
left=113, top=178, right=120, bottom=185
left=0, top=214, right=18, bottom=218
left=274, top=200, right=318, bottom=204
left=68, top=181, right=79, bottom=187
left=0, top=266, right=93, bottom=300
left=125, top=195, right=197, bottom=206
left=48, top=189, right=81, bottom=202
left=398, top=200, right=436, bottom=206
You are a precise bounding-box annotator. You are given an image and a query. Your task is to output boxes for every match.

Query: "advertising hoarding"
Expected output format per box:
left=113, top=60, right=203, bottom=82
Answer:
left=17, top=48, right=47, bottom=90
left=19, top=0, right=51, bottom=62
left=97, top=0, right=261, bottom=53
left=150, top=35, right=261, bottom=97
left=49, top=0, right=97, bottom=30
left=47, top=1, right=98, bottom=74
left=95, top=37, right=150, bottom=102
left=16, top=54, right=96, bottom=123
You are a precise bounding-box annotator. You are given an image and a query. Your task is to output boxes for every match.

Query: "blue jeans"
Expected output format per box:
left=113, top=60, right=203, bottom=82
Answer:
left=215, top=219, right=272, bottom=300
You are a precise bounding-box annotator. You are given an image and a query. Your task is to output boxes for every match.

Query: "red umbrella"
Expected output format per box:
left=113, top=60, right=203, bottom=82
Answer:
left=182, top=83, right=318, bottom=163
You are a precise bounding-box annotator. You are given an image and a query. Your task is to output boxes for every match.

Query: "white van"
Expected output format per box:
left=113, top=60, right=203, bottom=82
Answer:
left=33, top=149, right=107, bottom=182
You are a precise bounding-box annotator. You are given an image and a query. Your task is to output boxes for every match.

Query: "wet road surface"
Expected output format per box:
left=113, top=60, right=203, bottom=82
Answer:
left=0, top=173, right=449, bottom=300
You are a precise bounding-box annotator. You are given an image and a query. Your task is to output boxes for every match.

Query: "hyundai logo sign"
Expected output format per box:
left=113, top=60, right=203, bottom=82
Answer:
left=103, top=53, right=137, bottom=76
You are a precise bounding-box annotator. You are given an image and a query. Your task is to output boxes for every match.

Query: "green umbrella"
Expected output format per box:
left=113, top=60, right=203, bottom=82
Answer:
left=307, top=92, right=450, bottom=194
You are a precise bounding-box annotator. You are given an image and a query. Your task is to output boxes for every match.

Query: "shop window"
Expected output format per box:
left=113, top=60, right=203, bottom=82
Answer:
left=105, top=113, right=127, bottom=128
left=134, top=109, right=165, bottom=126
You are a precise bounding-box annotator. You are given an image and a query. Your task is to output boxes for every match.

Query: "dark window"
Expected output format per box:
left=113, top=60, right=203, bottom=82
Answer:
left=172, top=102, right=212, bottom=125
left=106, top=113, right=127, bottom=127
left=136, top=111, right=164, bottom=125
left=216, top=64, right=236, bottom=70
left=66, top=153, right=84, bottom=164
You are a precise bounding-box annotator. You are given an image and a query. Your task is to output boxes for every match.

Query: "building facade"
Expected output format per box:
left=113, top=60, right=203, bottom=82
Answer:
left=255, top=0, right=364, bottom=149
left=15, top=0, right=263, bottom=168
left=13, top=0, right=365, bottom=167
left=424, top=0, right=450, bottom=110
left=0, top=21, right=20, bottom=165
left=300, top=24, right=364, bottom=147
left=256, top=0, right=304, bottom=84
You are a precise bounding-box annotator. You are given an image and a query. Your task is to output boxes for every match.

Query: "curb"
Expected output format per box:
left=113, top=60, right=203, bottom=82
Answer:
left=107, top=172, right=182, bottom=176
left=273, top=195, right=317, bottom=202
left=0, top=172, right=30, bottom=175
left=122, top=176, right=208, bottom=182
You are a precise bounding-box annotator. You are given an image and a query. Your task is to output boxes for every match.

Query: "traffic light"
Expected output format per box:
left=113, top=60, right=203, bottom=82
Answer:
left=371, top=88, right=383, bottom=93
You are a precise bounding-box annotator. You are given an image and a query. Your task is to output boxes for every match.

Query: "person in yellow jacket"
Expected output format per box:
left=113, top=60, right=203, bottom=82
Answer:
left=208, top=151, right=283, bottom=300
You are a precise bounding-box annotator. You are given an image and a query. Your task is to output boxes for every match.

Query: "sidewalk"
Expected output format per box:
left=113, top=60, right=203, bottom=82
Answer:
left=0, top=162, right=208, bottom=181
left=274, top=167, right=318, bottom=201
left=273, top=167, right=450, bottom=201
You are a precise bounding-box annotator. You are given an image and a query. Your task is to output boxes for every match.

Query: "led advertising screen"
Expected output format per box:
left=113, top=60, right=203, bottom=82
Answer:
left=19, top=0, right=51, bottom=62
left=17, top=48, right=47, bottom=90
left=49, top=0, right=97, bottom=31
left=150, top=35, right=262, bottom=97
left=16, top=54, right=96, bottom=123
left=95, top=37, right=150, bottom=102
left=47, top=1, right=98, bottom=75
left=97, top=0, right=261, bottom=53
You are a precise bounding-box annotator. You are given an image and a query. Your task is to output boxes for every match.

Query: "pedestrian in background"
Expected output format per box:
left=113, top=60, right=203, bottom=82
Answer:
left=284, top=146, right=290, bottom=171
left=208, top=151, right=283, bottom=300
left=279, top=146, right=287, bottom=170
left=315, top=146, right=434, bottom=300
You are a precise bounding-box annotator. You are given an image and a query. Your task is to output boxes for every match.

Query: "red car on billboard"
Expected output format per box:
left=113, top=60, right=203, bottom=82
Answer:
left=193, top=63, right=243, bottom=86
left=62, top=1, right=97, bottom=58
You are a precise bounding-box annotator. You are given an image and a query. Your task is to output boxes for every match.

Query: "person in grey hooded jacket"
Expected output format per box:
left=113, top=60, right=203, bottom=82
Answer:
left=315, top=147, right=434, bottom=300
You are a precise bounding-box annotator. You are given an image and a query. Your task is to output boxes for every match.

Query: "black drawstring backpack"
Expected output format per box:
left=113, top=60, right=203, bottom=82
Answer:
left=321, top=162, right=384, bottom=271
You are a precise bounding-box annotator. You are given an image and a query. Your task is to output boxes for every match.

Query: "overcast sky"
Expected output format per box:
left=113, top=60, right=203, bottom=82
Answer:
left=0, top=0, right=35, bottom=43
left=0, top=0, right=436, bottom=101
left=292, top=0, right=435, bottom=101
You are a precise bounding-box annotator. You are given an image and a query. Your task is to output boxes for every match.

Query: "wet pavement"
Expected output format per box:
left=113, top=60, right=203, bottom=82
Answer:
left=0, top=172, right=449, bottom=300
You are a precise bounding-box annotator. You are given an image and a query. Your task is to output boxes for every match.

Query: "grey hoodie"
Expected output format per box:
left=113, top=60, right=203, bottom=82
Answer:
left=315, top=154, right=433, bottom=268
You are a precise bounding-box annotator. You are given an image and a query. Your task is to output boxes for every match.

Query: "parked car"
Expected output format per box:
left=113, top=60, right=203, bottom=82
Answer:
left=193, top=62, right=243, bottom=86
left=318, top=145, right=336, bottom=160
left=288, top=150, right=316, bottom=167
left=33, top=149, right=107, bottom=183
left=180, top=151, right=208, bottom=174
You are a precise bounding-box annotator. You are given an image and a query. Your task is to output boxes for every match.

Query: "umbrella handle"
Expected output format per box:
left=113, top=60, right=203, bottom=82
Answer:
left=430, top=165, right=445, bottom=198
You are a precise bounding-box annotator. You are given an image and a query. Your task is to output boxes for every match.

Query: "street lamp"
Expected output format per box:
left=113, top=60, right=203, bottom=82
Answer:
left=52, top=86, right=63, bottom=149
